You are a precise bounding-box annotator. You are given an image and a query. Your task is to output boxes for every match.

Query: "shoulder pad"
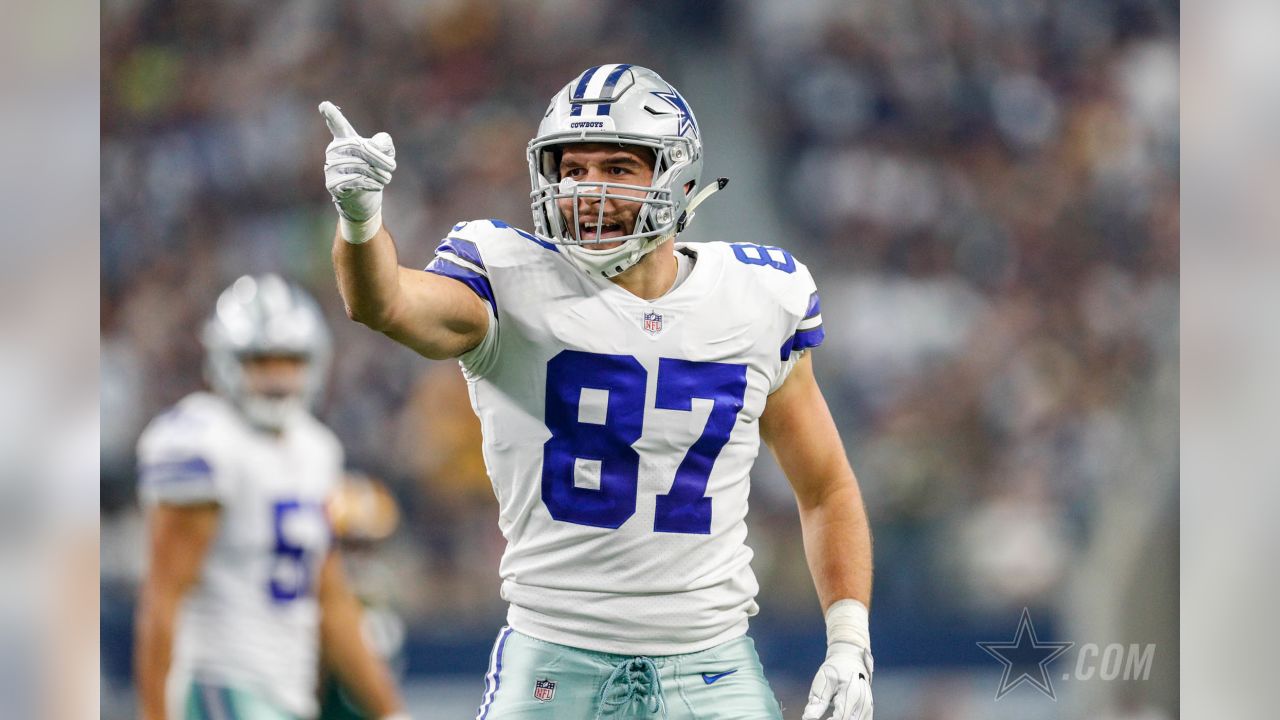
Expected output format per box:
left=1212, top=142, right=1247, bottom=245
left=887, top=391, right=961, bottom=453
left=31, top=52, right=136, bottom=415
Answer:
left=717, top=241, right=816, bottom=313
left=136, top=393, right=235, bottom=504
left=713, top=242, right=823, bottom=360
left=296, top=414, right=344, bottom=467
left=445, top=219, right=560, bottom=262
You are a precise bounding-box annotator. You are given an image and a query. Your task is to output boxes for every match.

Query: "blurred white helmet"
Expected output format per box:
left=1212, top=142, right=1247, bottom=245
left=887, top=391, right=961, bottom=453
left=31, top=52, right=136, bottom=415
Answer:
left=528, top=64, right=725, bottom=278
left=202, top=274, right=332, bottom=430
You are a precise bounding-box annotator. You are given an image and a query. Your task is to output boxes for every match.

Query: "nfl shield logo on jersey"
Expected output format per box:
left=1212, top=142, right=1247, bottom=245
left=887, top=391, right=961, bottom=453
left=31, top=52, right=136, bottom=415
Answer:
left=533, top=678, right=557, bottom=702
left=642, top=310, right=663, bottom=335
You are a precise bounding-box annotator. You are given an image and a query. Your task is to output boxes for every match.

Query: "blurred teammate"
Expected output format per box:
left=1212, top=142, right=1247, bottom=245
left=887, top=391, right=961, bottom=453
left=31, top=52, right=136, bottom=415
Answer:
left=321, top=64, right=874, bottom=720
left=133, top=275, right=408, bottom=720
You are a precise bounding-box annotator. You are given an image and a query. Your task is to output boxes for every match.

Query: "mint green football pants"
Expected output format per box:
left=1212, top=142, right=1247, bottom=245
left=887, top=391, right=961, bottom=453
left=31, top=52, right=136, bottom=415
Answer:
left=474, top=627, right=784, bottom=719
left=184, top=682, right=299, bottom=720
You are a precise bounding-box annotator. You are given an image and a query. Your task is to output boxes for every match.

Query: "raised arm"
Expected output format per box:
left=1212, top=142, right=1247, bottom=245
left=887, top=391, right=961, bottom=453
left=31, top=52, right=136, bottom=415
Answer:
left=321, top=102, right=488, bottom=360
left=331, top=224, right=488, bottom=359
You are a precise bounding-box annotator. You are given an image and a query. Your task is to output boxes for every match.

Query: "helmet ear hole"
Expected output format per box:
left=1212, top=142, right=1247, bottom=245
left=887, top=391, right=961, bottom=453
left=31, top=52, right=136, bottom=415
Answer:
left=549, top=147, right=563, bottom=179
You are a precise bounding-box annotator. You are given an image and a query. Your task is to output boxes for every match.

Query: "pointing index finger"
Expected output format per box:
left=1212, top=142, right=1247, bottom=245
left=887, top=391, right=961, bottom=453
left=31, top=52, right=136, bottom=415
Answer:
left=319, top=101, right=359, bottom=139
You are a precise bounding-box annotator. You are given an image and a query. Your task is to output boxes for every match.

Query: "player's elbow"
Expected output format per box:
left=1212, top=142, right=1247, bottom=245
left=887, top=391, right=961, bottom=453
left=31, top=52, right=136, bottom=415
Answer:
left=385, top=325, right=469, bottom=361
left=792, top=466, right=860, bottom=513
left=344, top=298, right=395, bottom=332
left=343, top=299, right=371, bottom=325
left=414, top=344, right=460, bottom=361
left=344, top=304, right=382, bottom=329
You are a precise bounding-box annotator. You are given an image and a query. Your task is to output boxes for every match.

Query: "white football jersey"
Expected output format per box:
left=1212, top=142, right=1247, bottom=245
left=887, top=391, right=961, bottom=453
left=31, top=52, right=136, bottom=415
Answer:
left=425, top=220, right=824, bottom=655
left=137, top=392, right=342, bottom=718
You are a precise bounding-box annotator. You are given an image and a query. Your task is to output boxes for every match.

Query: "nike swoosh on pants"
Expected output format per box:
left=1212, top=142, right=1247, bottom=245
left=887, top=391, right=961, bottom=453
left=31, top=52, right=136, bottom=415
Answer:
left=701, top=669, right=739, bottom=684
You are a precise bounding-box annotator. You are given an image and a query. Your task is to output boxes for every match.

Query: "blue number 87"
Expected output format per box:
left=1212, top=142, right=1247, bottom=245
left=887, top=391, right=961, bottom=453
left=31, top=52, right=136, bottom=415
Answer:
left=540, top=350, right=748, bottom=535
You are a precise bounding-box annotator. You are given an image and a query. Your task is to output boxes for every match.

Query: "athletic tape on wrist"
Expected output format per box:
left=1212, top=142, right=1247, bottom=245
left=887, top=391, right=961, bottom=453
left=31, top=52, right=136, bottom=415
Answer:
left=341, top=209, right=383, bottom=244
left=825, top=598, right=870, bottom=650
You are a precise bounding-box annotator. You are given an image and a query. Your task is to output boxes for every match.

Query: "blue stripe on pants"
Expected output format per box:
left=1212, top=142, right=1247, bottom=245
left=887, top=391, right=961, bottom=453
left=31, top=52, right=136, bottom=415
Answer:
left=476, top=626, right=514, bottom=720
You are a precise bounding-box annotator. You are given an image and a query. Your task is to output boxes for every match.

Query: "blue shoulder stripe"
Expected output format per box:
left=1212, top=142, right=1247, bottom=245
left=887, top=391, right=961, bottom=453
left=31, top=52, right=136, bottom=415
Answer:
left=140, top=456, right=213, bottom=484
left=804, top=291, right=821, bottom=320
left=437, top=236, right=486, bottom=270
left=780, top=325, right=825, bottom=361
left=489, top=219, right=559, bottom=252
left=426, top=257, right=497, bottom=312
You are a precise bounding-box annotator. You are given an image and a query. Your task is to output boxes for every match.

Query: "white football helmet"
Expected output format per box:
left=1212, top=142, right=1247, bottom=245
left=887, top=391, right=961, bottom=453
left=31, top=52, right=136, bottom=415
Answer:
left=202, top=274, right=332, bottom=430
left=528, top=64, right=725, bottom=278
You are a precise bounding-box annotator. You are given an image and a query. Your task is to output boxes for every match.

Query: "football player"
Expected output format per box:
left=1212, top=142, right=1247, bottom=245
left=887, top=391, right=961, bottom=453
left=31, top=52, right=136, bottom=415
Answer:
left=321, top=64, right=874, bottom=720
left=133, top=275, right=408, bottom=720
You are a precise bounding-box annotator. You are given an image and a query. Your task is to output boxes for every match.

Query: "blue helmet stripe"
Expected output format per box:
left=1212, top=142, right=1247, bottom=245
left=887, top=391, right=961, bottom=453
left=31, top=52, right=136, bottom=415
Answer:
left=602, top=63, right=632, bottom=92
left=596, top=63, right=632, bottom=116
left=572, top=66, right=601, bottom=99
left=569, top=66, right=600, bottom=116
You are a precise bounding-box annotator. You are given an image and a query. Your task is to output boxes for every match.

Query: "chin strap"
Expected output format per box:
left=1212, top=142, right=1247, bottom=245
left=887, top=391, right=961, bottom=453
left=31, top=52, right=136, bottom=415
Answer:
left=675, top=177, right=729, bottom=233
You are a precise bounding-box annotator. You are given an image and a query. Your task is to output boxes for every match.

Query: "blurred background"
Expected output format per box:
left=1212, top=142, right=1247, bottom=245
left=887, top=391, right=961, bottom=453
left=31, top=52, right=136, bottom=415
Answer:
left=99, top=0, right=1178, bottom=718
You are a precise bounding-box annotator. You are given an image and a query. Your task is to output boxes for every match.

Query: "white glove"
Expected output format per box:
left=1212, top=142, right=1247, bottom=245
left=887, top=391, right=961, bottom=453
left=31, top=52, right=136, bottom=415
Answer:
left=319, top=100, right=396, bottom=244
left=803, top=642, right=874, bottom=720
left=803, top=600, right=874, bottom=720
